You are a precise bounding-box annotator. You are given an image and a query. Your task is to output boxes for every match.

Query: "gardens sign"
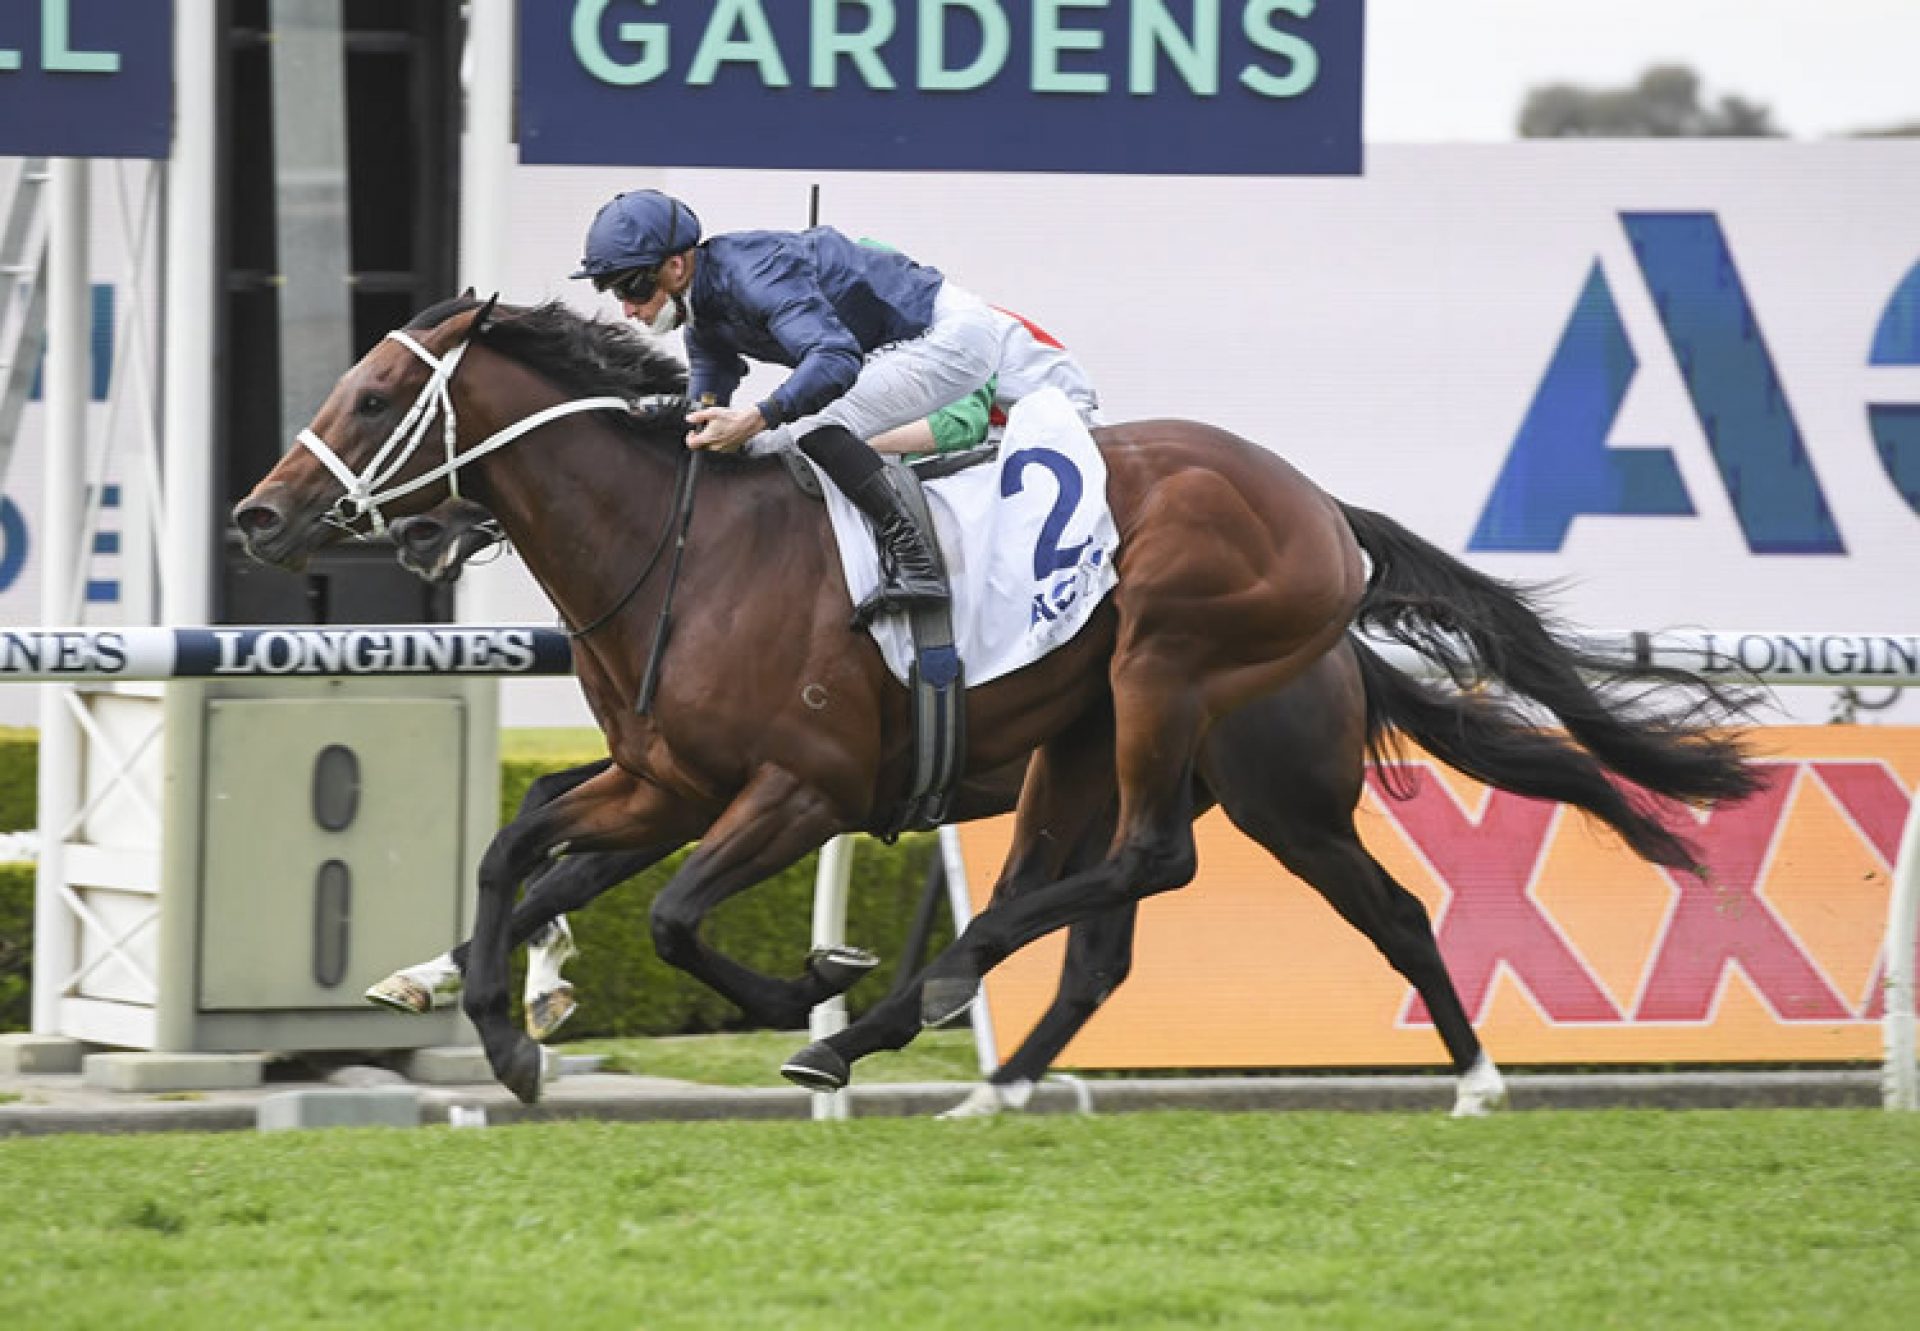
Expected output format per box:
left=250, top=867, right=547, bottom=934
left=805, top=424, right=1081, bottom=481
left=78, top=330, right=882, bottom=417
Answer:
left=0, top=0, right=171, bottom=158
left=520, top=0, right=1364, bottom=176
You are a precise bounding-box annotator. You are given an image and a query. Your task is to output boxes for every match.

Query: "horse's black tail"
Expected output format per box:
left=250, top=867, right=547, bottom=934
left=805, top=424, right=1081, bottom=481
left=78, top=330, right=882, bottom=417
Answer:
left=1351, top=637, right=1699, bottom=867
left=1338, top=502, right=1765, bottom=868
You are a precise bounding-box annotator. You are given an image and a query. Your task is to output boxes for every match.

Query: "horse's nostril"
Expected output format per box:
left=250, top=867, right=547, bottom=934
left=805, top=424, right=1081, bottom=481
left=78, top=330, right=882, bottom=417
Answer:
left=234, top=503, right=283, bottom=538
left=397, top=520, right=445, bottom=551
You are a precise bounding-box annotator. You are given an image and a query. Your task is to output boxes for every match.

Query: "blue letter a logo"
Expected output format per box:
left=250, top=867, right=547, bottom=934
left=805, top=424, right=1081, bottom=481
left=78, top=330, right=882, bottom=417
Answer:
left=1471, top=214, right=1844, bottom=555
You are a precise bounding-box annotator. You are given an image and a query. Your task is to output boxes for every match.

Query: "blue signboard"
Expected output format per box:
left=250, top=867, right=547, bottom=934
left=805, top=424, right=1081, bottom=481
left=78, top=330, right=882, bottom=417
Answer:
left=521, top=0, right=1364, bottom=176
left=0, top=0, right=172, bottom=159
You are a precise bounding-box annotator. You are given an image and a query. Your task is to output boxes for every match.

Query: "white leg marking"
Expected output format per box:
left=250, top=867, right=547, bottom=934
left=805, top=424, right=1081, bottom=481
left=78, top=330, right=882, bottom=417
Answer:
left=936, top=1078, right=1035, bottom=1120
left=524, top=916, right=579, bottom=1041
left=365, top=952, right=463, bottom=1013
left=1450, top=1052, right=1509, bottom=1118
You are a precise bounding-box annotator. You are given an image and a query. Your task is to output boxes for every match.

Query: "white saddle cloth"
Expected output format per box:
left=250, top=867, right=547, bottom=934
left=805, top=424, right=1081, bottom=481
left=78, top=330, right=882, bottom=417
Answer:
left=807, top=388, right=1120, bottom=686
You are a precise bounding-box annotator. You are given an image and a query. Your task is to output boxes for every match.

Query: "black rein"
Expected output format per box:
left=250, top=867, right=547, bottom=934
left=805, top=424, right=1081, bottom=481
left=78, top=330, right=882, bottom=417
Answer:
left=565, top=443, right=701, bottom=716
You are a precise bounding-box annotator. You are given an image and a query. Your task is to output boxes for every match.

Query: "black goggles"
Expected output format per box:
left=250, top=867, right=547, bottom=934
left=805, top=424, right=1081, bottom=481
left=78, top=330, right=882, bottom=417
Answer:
left=594, top=267, right=661, bottom=303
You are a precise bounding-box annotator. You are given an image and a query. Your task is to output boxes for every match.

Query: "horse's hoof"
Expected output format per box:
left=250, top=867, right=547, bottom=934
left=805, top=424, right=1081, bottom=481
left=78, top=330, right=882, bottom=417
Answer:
left=1450, top=1053, right=1509, bottom=1118
left=365, top=974, right=435, bottom=1015
left=807, top=944, right=880, bottom=994
left=921, top=975, right=979, bottom=1027
left=936, top=1084, right=1008, bottom=1120
left=780, top=1042, right=850, bottom=1092
left=498, top=1039, right=549, bottom=1105
left=525, top=984, right=577, bottom=1042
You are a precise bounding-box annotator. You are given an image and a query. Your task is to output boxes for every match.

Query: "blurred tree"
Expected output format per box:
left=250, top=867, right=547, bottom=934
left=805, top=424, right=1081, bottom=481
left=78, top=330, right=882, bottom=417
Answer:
left=1519, top=65, right=1782, bottom=138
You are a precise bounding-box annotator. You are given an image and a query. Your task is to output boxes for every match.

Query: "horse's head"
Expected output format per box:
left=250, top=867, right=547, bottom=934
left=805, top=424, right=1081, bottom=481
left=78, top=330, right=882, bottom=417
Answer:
left=232, top=298, right=496, bottom=569
left=390, top=497, right=504, bottom=585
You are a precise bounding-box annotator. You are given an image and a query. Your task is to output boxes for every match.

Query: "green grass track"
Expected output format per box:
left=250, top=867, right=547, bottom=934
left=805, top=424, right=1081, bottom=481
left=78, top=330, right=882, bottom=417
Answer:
left=1, top=1109, right=1915, bottom=1329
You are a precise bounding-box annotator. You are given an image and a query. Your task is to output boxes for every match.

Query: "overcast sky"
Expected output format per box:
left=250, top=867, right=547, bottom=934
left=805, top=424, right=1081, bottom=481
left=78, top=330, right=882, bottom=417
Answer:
left=1367, top=0, right=1920, bottom=141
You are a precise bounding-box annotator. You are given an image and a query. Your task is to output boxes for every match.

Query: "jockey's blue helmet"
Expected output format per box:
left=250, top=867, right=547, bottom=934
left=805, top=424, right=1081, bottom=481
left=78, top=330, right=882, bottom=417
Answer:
left=570, top=191, right=702, bottom=280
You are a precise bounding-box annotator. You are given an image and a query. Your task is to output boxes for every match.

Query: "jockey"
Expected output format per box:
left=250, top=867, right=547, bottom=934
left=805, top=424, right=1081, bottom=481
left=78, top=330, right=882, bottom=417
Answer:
left=573, top=189, right=1005, bottom=622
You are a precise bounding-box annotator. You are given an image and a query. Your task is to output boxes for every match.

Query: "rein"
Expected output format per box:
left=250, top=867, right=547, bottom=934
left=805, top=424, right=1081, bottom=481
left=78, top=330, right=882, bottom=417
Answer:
left=566, top=446, right=699, bottom=642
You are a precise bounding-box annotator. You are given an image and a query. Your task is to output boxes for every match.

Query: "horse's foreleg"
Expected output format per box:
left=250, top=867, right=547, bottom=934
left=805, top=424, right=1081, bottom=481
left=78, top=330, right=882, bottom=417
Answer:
left=464, top=769, right=696, bottom=1103
left=512, top=846, right=680, bottom=1038
left=647, top=767, right=861, bottom=1028
left=369, top=845, right=671, bottom=1033
left=521, top=915, right=579, bottom=1041
left=366, top=758, right=619, bottom=1020
left=497, top=759, right=618, bottom=1038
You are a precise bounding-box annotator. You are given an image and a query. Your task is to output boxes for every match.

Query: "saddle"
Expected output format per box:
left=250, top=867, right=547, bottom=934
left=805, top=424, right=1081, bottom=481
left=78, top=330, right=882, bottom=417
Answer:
left=782, top=444, right=995, bottom=838
left=777, top=441, right=997, bottom=496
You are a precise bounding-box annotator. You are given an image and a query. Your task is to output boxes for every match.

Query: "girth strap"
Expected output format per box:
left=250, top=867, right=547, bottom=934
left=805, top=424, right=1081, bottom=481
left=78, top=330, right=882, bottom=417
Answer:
left=880, top=461, right=967, bottom=839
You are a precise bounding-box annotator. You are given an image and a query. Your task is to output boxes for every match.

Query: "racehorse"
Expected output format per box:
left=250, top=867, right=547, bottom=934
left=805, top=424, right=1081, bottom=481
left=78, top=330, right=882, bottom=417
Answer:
left=233, top=296, right=1760, bottom=1104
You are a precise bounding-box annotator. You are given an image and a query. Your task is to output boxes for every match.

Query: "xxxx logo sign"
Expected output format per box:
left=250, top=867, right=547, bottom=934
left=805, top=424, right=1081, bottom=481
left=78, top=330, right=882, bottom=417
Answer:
left=1373, top=758, right=1914, bottom=1031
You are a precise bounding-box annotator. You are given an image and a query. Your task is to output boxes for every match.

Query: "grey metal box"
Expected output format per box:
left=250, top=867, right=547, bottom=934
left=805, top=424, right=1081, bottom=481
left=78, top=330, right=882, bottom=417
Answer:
left=197, top=696, right=465, bottom=1011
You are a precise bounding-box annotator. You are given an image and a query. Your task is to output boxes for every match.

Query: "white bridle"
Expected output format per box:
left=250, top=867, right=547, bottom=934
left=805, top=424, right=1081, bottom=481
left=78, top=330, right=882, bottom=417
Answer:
left=296, top=327, right=627, bottom=537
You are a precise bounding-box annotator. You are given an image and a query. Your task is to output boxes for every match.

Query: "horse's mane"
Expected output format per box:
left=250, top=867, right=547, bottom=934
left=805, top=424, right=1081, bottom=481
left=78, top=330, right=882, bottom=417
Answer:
left=413, top=294, right=686, bottom=397
left=408, top=295, right=778, bottom=474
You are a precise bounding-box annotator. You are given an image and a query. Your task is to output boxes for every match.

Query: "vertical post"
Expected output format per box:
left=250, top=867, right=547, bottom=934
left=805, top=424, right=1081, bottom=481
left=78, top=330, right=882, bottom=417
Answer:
left=162, top=0, right=218, bottom=627
left=1884, top=791, right=1920, bottom=1111
left=268, top=0, right=354, bottom=446
left=31, top=160, right=88, bottom=1032
left=809, top=835, right=853, bottom=1121
left=453, top=0, right=518, bottom=631
left=459, top=0, right=514, bottom=297
left=939, top=826, right=998, bottom=1076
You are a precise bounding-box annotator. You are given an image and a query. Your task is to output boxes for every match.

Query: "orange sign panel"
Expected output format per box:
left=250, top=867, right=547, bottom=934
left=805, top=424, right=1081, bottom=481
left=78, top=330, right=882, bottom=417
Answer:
left=955, top=728, right=1918, bottom=1069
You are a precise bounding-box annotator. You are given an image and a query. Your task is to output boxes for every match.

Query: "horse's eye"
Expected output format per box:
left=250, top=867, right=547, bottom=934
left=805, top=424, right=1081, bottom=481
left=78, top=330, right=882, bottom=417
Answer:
left=357, top=392, right=389, bottom=417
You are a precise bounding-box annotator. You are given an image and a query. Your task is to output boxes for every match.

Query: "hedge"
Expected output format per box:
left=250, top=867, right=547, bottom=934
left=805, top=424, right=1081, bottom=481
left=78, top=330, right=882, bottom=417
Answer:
left=0, top=731, right=34, bottom=833
left=0, top=756, right=951, bottom=1038
left=0, top=863, right=27, bottom=1033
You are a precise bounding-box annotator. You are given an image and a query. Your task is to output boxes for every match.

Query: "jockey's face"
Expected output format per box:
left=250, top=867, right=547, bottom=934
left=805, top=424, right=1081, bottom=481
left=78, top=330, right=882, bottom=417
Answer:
left=621, top=251, right=694, bottom=323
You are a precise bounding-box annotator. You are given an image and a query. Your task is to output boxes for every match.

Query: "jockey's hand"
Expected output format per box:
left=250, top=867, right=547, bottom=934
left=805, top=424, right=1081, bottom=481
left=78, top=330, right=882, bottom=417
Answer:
left=686, top=405, right=763, bottom=453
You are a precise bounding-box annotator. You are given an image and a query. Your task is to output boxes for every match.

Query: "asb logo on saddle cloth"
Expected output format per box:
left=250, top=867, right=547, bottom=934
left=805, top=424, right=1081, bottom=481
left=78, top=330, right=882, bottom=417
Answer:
left=1470, top=213, right=1920, bottom=555
left=959, top=727, right=1920, bottom=1069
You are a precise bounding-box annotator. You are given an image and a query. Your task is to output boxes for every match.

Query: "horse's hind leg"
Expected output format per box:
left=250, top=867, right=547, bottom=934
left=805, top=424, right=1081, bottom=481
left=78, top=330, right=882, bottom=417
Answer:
left=1249, top=816, right=1504, bottom=1116
left=1203, top=649, right=1505, bottom=1115
left=937, top=904, right=1139, bottom=1118
left=939, top=776, right=1143, bottom=1117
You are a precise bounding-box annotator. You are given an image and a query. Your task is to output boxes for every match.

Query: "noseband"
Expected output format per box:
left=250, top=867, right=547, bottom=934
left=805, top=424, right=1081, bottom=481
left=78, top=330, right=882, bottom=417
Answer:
left=296, top=327, right=627, bottom=537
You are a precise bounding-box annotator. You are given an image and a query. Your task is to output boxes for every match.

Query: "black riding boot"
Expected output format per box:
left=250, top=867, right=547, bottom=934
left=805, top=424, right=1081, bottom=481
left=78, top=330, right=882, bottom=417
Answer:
left=798, top=424, right=950, bottom=625
left=845, top=470, right=950, bottom=625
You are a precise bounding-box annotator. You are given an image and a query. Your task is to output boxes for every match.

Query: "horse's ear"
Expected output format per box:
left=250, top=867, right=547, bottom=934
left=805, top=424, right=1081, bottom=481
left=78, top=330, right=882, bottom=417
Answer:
left=474, top=293, right=501, bottom=336
left=460, top=285, right=477, bottom=299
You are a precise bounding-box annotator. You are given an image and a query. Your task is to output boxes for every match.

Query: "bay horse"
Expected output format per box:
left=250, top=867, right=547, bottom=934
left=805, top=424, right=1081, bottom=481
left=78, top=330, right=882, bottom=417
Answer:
left=233, top=297, right=1759, bottom=1105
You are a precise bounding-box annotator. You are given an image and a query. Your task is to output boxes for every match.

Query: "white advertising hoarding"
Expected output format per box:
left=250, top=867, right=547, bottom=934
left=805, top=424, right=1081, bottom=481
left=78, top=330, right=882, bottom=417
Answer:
left=8, top=145, right=1915, bottom=728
